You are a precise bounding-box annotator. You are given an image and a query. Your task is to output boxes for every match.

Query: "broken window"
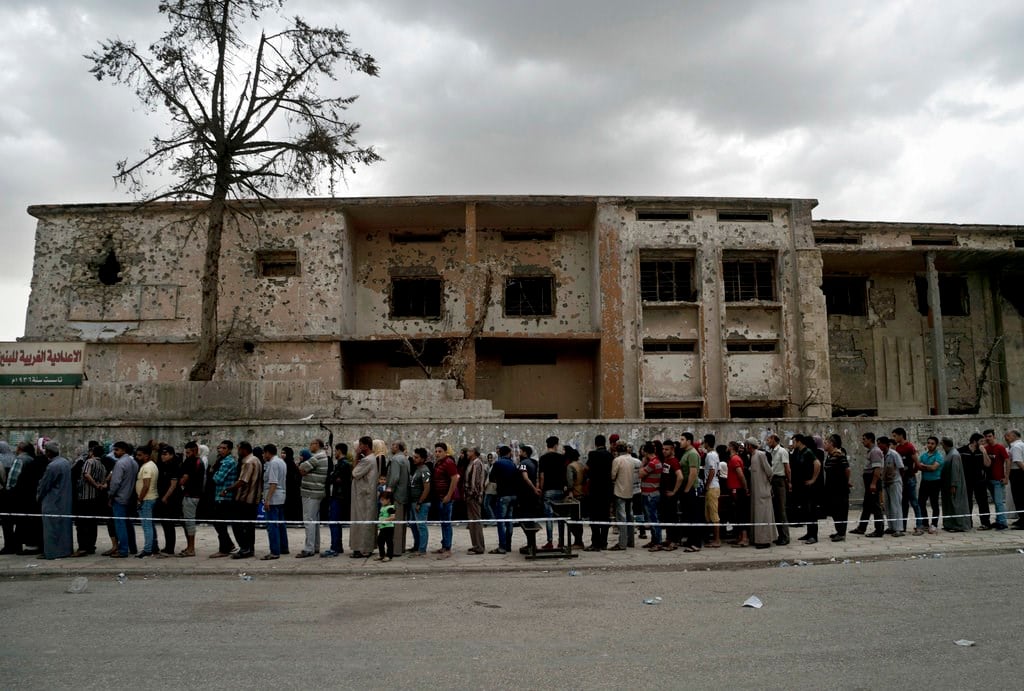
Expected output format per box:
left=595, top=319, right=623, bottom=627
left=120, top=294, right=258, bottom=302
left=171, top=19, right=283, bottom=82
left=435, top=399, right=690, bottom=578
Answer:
left=642, top=340, right=697, bottom=353
left=914, top=275, right=970, bottom=317
left=822, top=276, right=868, bottom=316
left=718, top=210, right=772, bottom=222
left=723, top=258, right=776, bottom=302
left=504, top=276, right=554, bottom=317
left=391, top=277, right=443, bottom=318
left=256, top=249, right=299, bottom=278
left=97, top=248, right=122, bottom=285
left=726, top=341, right=778, bottom=353
left=640, top=260, right=696, bottom=302
left=644, top=403, right=703, bottom=419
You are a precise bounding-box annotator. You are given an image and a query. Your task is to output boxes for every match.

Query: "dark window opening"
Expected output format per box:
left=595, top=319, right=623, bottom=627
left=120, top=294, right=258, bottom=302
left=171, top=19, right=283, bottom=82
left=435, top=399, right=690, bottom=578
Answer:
left=823, top=276, right=868, bottom=316
left=723, top=259, right=775, bottom=302
left=636, top=209, right=692, bottom=221
left=640, top=260, right=696, bottom=302
left=505, top=413, right=559, bottom=420
left=643, top=341, right=697, bottom=353
left=814, top=235, right=861, bottom=245
left=729, top=402, right=785, bottom=418
left=97, top=248, right=122, bottom=286
left=726, top=341, right=778, bottom=353
left=386, top=340, right=447, bottom=368
left=910, top=236, right=957, bottom=247
left=500, top=231, right=555, bottom=242
left=718, top=211, right=772, bottom=222
left=505, top=276, right=554, bottom=317
left=644, top=404, right=703, bottom=419
left=391, top=278, right=443, bottom=318
left=914, top=275, right=969, bottom=317
left=391, top=232, right=445, bottom=244
left=831, top=406, right=878, bottom=417
left=256, top=250, right=299, bottom=278
left=1014, top=237, right=1024, bottom=248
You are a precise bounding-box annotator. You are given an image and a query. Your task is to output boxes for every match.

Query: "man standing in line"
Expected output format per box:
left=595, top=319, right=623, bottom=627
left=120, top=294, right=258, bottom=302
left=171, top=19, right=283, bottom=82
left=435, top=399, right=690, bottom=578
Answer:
left=261, top=443, right=287, bottom=560
left=386, top=441, right=411, bottom=555
left=537, top=436, right=566, bottom=550
left=891, top=428, right=922, bottom=535
left=228, top=441, right=261, bottom=559
left=982, top=429, right=1010, bottom=530
left=791, top=435, right=821, bottom=544
left=36, top=440, right=73, bottom=560
left=322, top=443, right=351, bottom=558
left=488, top=445, right=517, bottom=554
left=957, top=433, right=990, bottom=530
left=409, top=448, right=432, bottom=555
left=678, top=433, right=703, bottom=552
left=659, top=440, right=683, bottom=550
left=432, top=443, right=460, bottom=559
left=878, top=436, right=905, bottom=537
left=515, top=445, right=544, bottom=555
left=297, top=438, right=329, bottom=558
left=702, top=435, right=722, bottom=548
left=917, top=436, right=945, bottom=535
left=638, top=441, right=663, bottom=551
left=609, top=441, right=635, bottom=551
left=155, top=445, right=182, bottom=556
left=851, top=433, right=885, bottom=537
left=1005, top=430, right=1024, bottom=529
left=463, top=447, right=487, bottom=555
left=177, top=441, right=204, bottom=557
left=209, top=440, right=238, bottom=558
left=134, top=446, right=160, bottom=558
left=106, top=441, right=138, bottom=557
left=72, top=445, right=107, bottom=557
left=564, top=445, right=587, bottom=549
left=584, top=435, right=613, bottom=552
left=764, top=434, right=791, bottom=546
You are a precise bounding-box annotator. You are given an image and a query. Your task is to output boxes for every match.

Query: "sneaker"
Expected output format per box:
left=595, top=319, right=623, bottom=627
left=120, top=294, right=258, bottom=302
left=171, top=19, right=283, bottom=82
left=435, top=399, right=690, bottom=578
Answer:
left=994, top=524, right=1008, bottom=530
left=320, top=550, right=339, bottom=558
left=295, top=550, right=315, bottom=558
left=849, top=527, right=867, bottom=535
left=912, top=528, right=925, bottom=536
left=135, top=551, right=153, bottom=558
left=830, top=535, right=845, bottom=542
left=804, top=537, right=818, bottom=545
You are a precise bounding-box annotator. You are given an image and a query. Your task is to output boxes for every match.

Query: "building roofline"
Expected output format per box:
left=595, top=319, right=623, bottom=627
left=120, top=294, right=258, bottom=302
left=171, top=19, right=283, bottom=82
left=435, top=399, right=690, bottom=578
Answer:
left=27, top=194, right=819, bottom=219
left=815, top=219, right=1024, bottom=233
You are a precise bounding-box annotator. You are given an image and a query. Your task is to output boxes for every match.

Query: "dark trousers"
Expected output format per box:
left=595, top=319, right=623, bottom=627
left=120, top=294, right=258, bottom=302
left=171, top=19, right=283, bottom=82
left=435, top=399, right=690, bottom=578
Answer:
left=770, top=475, right=790, bottom=541
left=568, top=496, right=586, bottom=545
left=966, top=477, right=991, bottom=526
left=681, top=489, right=703, bottom=548
left=1, top=493, right=20, bottom=552
left=213, top=501, right=236, bottom=553
left=795, top=487, right=818, bottom=538
left=828, top=492, right=849, bottom=535
left=919, top=479, right=941, bottom=527
left=377, top=526, right=394, bottom=558
left=154, top=501, right=180, bottom=554
left=1011, top=469, right=1024, bottom=524
left=75, top=497, right=105, bottom=553
left=588, top=494, right=611, bottom=549
left=660, top=493, right=680, bottom=544
left=234, top=501, right=258, bottom=553
left=857, top=474, right=884, bottom=533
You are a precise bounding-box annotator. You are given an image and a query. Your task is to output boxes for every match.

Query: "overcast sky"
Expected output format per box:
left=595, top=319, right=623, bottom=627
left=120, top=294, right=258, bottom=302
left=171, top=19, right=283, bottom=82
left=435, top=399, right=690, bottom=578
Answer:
left=2, top=0, right=1023, bottom=342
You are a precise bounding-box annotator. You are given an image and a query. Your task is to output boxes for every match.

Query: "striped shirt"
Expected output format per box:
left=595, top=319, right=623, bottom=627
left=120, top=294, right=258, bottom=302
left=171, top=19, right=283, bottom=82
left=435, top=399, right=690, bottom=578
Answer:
left=640, top=457, right=663, bottom=494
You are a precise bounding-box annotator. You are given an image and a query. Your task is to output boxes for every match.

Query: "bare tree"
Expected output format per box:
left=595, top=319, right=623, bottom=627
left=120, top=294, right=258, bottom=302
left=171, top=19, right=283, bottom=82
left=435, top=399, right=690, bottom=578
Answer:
left=87, top=0, right=380, bottom=379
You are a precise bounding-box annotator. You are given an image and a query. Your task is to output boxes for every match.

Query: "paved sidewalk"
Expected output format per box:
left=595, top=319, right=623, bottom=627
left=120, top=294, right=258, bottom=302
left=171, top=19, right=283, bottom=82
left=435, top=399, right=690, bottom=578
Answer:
left=4, top=510, right=1023, bottom=578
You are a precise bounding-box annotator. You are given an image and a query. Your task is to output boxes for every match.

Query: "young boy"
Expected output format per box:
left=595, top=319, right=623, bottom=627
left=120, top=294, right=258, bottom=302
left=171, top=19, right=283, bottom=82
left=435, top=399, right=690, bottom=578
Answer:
left=376, top=491, right=396, bottom=562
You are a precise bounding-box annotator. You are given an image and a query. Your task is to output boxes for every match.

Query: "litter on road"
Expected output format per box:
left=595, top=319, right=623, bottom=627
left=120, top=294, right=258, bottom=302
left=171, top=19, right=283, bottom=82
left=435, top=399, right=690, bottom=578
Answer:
left=742, top=596, right=764, bottom=609
left=954, top=639, right=976, bottom=647
left=66, top=576, right=88, bottom=594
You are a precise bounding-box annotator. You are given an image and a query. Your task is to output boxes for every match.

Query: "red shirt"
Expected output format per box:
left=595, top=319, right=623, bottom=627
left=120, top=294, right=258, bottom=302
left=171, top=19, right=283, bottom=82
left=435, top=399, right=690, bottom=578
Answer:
left=985, top=443, right=1009, bottom=481
left=726, top=455, right=745, bottom=490
left=432, top=456, right=459, bottom=500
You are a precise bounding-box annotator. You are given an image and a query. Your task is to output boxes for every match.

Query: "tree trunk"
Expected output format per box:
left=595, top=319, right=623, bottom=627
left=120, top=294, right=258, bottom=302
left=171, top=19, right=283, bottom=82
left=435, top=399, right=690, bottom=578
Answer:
left=188, top=185, right=228, bottom=381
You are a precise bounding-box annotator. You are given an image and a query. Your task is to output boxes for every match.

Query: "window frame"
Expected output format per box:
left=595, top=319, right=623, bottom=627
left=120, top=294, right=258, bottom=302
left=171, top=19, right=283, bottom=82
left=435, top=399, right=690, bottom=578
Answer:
left=503, top=275, right=555, bottom=317
left=722, top=255, right=777, bottom=303
left=389, top=276, right=444, bottom=320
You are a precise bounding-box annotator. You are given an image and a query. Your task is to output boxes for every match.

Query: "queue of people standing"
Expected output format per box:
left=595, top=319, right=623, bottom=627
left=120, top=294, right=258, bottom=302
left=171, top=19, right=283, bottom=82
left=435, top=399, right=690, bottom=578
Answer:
left=1, top=426, right=1022, bottom=561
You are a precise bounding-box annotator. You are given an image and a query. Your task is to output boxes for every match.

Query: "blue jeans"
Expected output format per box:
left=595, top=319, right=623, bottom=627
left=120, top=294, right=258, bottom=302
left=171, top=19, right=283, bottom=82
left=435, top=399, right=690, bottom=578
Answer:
left=412, top=502, right=430, bottom=552
left=497, top=495, right=516, bottom=550
left=990, top=480, right=1008, bottom=527
left=903, top=476, right=922, bottom=528
left=265, top=504, right=287, bottom=555
left=112, top=501, right=137, bottom=556
left=543, top=490, right=564, bottom=543
left=139, top=499, right=156, bottom=554
left=484, top=494, right=497, bottom=524
left=615, top=497, right=634, bottom=548
left=642, top=493, right=661, bottom=544
left=438, top=500, right=454, bottom=550
left=328, top=498, right=343, bottom=552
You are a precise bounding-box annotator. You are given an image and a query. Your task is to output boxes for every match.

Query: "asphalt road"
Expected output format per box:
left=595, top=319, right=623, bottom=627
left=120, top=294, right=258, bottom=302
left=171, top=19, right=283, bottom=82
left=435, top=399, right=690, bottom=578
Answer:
left=0, top=553, right=1019, bottom=690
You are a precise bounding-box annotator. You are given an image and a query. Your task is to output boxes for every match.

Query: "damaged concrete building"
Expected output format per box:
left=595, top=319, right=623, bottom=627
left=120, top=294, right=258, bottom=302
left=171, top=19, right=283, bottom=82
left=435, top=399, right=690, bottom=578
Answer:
left=13, top=195, right=1024, bottom=425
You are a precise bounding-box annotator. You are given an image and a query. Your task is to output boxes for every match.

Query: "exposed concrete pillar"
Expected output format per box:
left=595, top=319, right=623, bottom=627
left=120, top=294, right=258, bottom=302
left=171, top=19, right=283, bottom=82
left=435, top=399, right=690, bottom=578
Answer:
left=699, top=246, right=728, bottom=418
left=462, top=202, right=478, bottom=399
left=594, top=204, right=628, bottom=418
left=925, top=252, right=948, bottom=414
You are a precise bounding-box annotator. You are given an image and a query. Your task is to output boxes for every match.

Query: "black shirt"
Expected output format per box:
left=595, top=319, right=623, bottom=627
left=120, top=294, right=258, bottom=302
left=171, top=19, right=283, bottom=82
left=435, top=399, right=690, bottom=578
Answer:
left=179, top=456, right=205, bottom=498
left=538, top=452, right=566, bottom=493
left=586, top=448, right=613, bottom=496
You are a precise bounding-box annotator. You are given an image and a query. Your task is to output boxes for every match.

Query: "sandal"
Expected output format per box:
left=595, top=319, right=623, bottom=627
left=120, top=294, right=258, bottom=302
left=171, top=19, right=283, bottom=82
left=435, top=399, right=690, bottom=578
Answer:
left=683, top=546, right=701, bottom=553
left=176, top=550, right=195, bottom=558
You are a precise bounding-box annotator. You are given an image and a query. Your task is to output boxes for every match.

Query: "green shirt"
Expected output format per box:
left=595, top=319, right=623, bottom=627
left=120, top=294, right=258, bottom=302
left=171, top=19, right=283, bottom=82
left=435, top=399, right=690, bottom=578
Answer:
left=379, top=503, right=396, bottom=529
left=680, top=448, right=700, bottom=490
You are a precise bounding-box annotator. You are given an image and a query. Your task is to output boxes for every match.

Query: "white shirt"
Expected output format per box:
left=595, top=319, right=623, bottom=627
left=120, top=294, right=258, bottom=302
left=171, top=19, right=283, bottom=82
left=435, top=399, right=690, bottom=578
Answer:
left=704, top=450, right=720, bottom=490
left=1010, top=439, right=1024, bottom=469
